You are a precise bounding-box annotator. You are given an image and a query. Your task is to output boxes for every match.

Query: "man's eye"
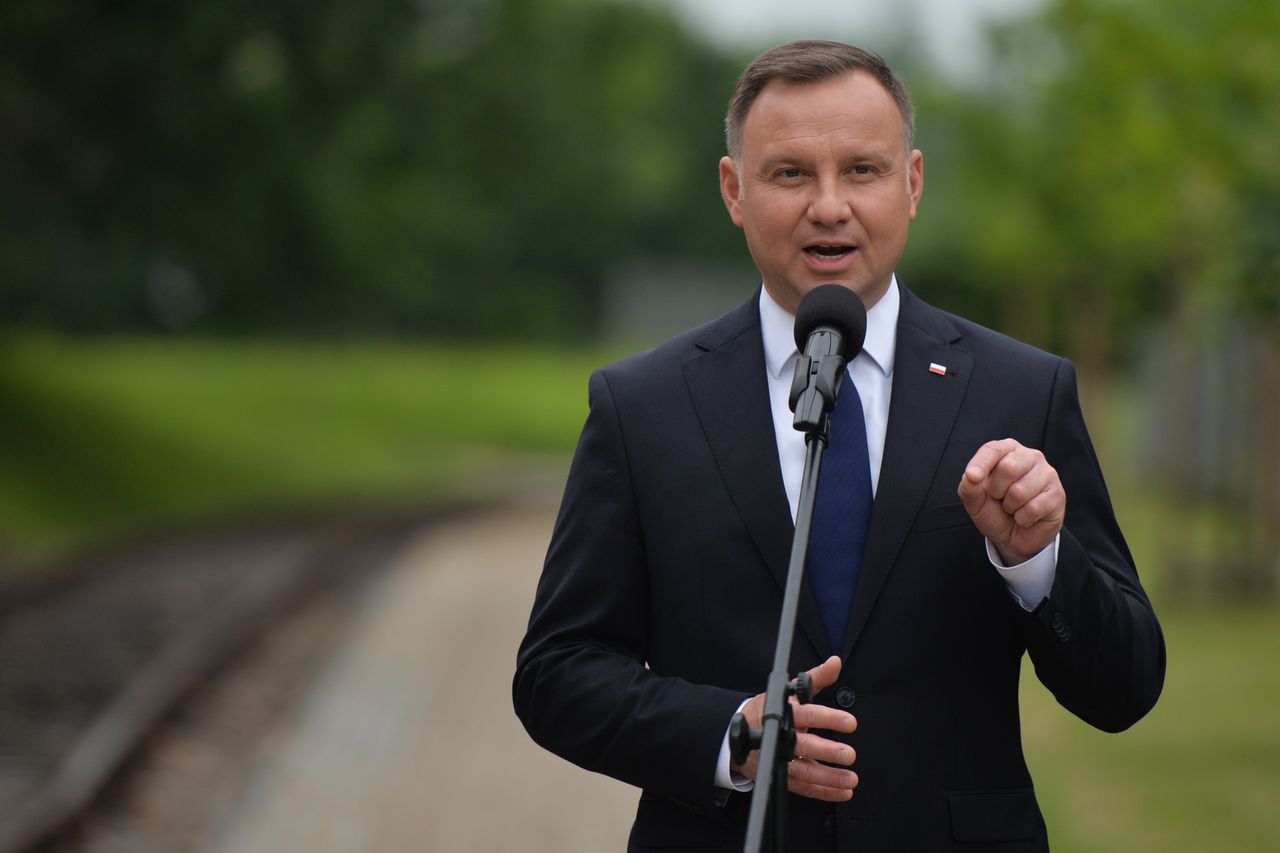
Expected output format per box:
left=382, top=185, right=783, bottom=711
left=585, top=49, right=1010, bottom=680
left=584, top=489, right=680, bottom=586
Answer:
left=851, top=165, right=874, bottom=176
left=777, top=168, right=803, bottom=179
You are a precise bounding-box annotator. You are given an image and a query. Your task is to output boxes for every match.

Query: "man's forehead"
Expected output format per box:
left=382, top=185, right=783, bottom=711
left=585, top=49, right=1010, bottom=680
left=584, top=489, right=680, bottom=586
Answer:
left=741, top=73, right=906, bottom=156
left=754, top=126, right=894, bottom=160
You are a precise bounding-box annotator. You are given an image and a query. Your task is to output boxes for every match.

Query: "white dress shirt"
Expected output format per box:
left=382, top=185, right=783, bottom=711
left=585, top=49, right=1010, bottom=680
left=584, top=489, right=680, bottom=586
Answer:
left=760, top=274, right=898, bottom=509
left=713, top=278, right=1058, bottom=791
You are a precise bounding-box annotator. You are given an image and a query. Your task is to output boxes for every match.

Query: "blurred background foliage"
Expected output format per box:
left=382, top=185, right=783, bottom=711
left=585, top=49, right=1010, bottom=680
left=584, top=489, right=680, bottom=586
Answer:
left=0, top=0, right=741, bottom=338
left=1, top=0, right=1278, bottom=848
left=3, top=0, right=1275, bottom=343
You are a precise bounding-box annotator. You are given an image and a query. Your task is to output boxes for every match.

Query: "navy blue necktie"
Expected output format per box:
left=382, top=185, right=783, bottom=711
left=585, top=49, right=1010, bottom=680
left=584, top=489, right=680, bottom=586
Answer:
left=807, top=376, right=873, bottom=652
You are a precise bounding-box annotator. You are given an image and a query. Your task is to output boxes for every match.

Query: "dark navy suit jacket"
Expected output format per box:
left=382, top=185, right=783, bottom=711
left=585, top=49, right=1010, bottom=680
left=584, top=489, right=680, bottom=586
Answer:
left=514, top=285, right=1164, bottom=852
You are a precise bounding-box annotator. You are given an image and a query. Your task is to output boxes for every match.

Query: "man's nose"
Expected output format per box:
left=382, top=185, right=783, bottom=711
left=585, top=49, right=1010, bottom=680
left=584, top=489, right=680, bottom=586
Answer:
left=807, top=177, right=850, bottom=226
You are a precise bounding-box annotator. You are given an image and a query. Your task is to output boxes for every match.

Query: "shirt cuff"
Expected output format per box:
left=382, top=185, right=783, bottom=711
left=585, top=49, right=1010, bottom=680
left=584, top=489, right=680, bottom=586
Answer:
left=986, top=534, right=1059, bottom=611
left=715, top=698, right=756, bottom=792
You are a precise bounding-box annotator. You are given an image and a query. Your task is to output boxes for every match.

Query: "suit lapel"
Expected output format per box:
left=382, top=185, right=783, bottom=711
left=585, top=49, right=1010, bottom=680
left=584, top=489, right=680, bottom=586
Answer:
left=842, top=287, right=973, bottom=657
left=683, top=295, right=833, bottom=659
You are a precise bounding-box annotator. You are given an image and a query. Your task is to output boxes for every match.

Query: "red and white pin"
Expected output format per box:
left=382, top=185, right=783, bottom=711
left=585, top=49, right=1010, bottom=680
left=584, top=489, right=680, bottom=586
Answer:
left=928, top=362, right=947, bottom=376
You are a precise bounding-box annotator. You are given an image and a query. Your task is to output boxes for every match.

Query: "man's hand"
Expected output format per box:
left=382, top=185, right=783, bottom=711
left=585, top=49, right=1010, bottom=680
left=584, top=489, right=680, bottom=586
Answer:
left=958, top=438, right=1065, bottom=565
left=731, top=655, right=858, bottom=802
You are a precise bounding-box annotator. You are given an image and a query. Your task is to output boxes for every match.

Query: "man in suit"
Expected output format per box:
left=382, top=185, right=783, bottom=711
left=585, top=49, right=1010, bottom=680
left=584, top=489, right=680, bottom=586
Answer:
left=514, top=40, right=1164, bottom=852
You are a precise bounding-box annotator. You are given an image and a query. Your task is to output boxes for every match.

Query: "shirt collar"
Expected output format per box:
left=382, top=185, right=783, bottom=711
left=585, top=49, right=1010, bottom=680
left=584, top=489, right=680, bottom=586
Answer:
left=760, top=276, right=900, bottom=380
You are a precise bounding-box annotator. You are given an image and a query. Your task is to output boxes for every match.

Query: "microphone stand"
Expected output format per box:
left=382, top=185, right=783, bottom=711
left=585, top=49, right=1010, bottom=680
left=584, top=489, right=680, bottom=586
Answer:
left=730, top=335, right=846, bottom=853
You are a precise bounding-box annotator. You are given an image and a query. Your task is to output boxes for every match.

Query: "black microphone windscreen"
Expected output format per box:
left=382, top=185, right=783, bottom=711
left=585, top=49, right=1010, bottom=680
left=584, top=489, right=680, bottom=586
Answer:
left=793, top=284, right=867, bottom=356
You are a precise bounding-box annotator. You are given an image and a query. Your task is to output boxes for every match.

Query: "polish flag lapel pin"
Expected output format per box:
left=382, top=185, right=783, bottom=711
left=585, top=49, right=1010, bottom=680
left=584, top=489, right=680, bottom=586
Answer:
left=928, top=362, right=947, bottom=376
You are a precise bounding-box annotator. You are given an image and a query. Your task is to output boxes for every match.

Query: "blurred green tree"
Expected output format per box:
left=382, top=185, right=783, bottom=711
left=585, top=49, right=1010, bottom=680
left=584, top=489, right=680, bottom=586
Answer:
left=908, top=0, right=1280, bottom=363
left=4, top=0, right=1276, bottom=348
left=0, top=0, right=740, bottom=339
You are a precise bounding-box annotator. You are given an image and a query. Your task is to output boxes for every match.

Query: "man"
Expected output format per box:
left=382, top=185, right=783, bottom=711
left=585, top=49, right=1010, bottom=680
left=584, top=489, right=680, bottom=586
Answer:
left=514, top=40, right=1164, bottom=852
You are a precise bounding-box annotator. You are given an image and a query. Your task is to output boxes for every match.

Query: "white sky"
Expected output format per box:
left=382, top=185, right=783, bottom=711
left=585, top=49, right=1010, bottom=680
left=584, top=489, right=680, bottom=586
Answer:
left=648, top=0, right=1046, bottom=79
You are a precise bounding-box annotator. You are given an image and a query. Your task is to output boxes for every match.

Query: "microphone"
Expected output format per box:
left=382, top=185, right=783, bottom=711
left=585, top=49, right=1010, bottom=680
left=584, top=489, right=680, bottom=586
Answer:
left=789, top=284, right=867, bottom=433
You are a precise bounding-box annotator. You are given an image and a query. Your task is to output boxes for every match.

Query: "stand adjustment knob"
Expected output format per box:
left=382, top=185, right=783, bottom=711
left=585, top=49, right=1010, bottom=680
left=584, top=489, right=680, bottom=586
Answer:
left=728, top=711, right=762, bottom=767
left=792, top=672, right=814, bottom=704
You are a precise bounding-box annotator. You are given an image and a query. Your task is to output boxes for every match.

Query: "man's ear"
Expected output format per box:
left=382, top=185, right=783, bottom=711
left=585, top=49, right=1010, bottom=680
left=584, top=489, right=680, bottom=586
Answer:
left=719, top=156, right=745, bottom=228
left=907, top=149, right=924, bottom=220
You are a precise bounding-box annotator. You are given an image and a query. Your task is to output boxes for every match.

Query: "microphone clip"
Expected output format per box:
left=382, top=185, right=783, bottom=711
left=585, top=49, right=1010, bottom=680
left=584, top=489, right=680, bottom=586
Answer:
left=789, top=330, right=847, bottom=436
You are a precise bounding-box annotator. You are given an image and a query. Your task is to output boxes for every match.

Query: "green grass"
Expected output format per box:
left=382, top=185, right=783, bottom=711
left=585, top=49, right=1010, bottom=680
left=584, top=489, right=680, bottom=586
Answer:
left=0, top=334, right=613, bottom=559
left=1021, top=607, right=1280, bottom=852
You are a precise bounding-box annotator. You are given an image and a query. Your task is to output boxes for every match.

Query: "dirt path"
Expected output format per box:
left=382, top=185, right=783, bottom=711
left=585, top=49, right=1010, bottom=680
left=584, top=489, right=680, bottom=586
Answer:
left=197, top=506, right=637, bottom=852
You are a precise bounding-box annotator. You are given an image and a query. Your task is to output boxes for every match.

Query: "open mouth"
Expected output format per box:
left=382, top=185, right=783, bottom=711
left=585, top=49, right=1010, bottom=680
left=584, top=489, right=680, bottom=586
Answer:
left=804, top=243, right=855, bottom=260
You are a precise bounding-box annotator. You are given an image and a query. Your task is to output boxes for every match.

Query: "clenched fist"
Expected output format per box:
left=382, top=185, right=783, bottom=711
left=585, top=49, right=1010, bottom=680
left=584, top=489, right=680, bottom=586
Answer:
left=957, top=438, right=1065, bottom=565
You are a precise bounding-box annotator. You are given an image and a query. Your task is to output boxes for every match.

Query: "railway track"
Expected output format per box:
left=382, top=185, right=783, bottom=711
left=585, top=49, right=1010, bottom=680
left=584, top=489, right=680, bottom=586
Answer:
left=0, top=503, right=471, bottom=853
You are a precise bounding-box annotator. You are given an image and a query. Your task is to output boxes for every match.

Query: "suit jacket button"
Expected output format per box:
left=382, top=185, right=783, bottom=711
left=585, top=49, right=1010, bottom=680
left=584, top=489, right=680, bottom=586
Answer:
left=823, top=813, right=836, bottom=836
left=835, top=687, right=856, bottom=709
left=1051, top=611, right=1065, bottom=630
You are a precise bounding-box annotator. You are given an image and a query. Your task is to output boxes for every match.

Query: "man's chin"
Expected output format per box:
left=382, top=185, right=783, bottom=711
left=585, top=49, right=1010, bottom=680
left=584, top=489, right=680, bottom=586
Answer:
left=807, top=269, right=893, bottom=306
left=803, top=278, right=864, bottom=302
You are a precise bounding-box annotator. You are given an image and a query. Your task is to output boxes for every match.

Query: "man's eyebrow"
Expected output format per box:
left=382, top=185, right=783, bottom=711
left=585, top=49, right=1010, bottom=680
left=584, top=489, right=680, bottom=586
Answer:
left=756, top=153, right=807, bottom=172
left=845, top=149, right=894, bottom=166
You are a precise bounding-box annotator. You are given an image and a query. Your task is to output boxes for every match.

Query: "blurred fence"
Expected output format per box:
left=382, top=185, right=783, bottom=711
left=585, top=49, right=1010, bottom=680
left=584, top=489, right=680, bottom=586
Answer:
left=1137, top=319, right=1280, bottom=601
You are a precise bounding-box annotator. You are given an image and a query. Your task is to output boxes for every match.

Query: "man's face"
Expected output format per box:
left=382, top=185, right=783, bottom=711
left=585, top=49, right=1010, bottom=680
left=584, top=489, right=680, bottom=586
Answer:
left=719, top=71, right=924, bottom=314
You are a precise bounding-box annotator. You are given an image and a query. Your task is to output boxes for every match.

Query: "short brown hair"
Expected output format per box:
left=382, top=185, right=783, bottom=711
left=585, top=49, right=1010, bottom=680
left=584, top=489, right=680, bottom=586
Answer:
left=724, top=40, right=915, bottom=159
